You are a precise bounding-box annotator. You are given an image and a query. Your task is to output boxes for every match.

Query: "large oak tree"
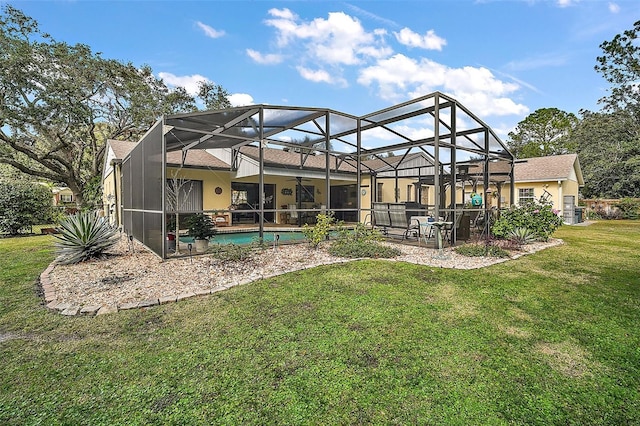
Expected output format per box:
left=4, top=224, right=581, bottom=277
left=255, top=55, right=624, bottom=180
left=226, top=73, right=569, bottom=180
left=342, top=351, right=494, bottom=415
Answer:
left=0, top=6, right=207, bottom=206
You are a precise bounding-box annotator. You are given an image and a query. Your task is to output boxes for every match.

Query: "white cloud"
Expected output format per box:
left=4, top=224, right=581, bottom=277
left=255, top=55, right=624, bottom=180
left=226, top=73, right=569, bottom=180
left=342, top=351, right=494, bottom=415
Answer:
left=608, top=2, right=620, bottom=13
left=255, top=8, right=525, bottom=116
left=556, top=0, right=579, bottom=7
left=264, top=8, right=391, bottom=66
left=394, top=28, right=447, bottom=51
left=268, top=7, right=297, bottom=20
left=158, top=72, right=209, bottom=96
left=357, top=54, right=528, bottom=117
left=246, top=49, right=284, bottom=65
left=228, top=93, right=254, bottom=107
left=196, top=21, right=225, bottom=38
left=296, top=66, right=347, bottom=86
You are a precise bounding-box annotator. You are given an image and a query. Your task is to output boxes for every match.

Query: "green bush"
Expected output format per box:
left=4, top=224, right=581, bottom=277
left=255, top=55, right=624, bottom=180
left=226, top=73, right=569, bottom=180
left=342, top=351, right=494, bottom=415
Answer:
left=186, top=214, right=216, bottom=240
left=212, top=243, right=255, bottom=262
left=454, top=243, right=510, bottom=258
left=302, top=213, right=335, bottom=249
left=614, top=198, right=640, bottom=220
left=0, top=180, right=54, bottom=235
left=492, top=200, right=563, bottom=241
left=329, top=222, right=401, bottom=258
left=54, top=211, right=119, bottom=264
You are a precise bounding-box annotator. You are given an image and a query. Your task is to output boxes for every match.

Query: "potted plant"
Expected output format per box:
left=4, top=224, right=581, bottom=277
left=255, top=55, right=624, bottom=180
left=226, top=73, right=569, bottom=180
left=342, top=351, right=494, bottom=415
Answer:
left=186, top=214, right=216, bottom=253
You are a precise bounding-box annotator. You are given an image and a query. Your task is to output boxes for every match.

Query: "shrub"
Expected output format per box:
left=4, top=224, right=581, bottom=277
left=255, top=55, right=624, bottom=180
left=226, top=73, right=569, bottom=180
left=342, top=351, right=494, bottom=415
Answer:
left=614, top=198, right=640, bottom=220
left=302, top=213, right=335, bottom=249
left=329, top=222, right=401, bottom=258
left=492, top=200, right=563, bottom=241
left=0, top=180, right=54, bottom=235
left=54, top=211, right=119, bottom=264
left=454, top=243, right=510, bottom=258
left=186, top=214, right=216, bottom=240
left=593, top=207, right=621, bottom=220
left=212, top=243, right=254, bottom=262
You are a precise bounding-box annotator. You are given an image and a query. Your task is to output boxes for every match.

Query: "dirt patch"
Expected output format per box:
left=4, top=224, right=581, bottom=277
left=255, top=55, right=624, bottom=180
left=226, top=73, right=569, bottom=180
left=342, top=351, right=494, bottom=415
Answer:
left=535, top=341, right=600, bottom=378
left=0, top=332, right=18, bottom=343
left=501, top=325, right=532, bottom=339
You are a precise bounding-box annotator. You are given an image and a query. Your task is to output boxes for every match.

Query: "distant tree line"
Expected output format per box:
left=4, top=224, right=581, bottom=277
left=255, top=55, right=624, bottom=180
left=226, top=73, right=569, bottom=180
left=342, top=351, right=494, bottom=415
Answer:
left=507, top=20, right=640, bottom=199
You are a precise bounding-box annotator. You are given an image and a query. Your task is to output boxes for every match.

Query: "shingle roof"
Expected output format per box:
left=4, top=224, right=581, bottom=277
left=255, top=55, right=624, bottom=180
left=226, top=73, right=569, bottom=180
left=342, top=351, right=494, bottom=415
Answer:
left=515, top=154, right=581, bottom=182
left=361, top=153, right=418, bottom=171
left=166, top=150, right=229, bottom=169
left=107, top=139, right=136, bottom=160
left=239, top=146, right=358, bottom=173
left=107, top=139, right=229, bottom=169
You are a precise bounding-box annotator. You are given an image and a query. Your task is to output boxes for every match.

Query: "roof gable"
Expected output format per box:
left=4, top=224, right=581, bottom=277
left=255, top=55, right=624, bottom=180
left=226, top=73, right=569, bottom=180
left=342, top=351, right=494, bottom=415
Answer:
left=515, top=154, right=583, bottom=184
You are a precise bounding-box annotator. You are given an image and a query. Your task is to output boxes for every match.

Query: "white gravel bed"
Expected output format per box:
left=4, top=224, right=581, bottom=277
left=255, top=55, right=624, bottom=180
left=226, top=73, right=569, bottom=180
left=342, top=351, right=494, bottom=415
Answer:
left=47, top=236, right=563, bottom=308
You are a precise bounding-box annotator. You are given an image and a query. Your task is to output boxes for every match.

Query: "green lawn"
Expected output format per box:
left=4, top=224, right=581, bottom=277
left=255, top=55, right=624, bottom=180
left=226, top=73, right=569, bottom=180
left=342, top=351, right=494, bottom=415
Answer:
left=1, top=222, right=639, bottom=425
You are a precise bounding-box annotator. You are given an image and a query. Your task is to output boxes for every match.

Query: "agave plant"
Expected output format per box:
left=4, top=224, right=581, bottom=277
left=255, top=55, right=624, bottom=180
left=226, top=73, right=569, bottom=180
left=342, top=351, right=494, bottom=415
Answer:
left=509, top=227, right=538, bottom=246
left=54, top=211, right=120, bottom=264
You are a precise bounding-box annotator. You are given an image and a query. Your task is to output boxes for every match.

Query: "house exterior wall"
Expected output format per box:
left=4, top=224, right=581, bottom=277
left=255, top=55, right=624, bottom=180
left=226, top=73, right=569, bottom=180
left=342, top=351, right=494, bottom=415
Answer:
left=167, top=168, right=232, bottom=213
left=53, top=187, right=75, bottom=206
left=373, top=177, right=438, bottom=204
left=464, top=179, right=580, bottom=222
left=102, top=162, right=123, bottom=225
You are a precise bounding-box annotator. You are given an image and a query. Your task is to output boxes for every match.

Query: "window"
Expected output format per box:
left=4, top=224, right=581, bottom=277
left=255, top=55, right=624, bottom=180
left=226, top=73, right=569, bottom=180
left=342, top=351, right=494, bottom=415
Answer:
left=376, top=183, right=383, bottom=202
left=518, top=188, right=535, bottom=204
left=296, top=185, right=315, bottom=203
left=166, top=179, right=203, bottom=211
left=407, top=185, right=413, bottom=202
left=231, top=189, right=248, bottom=205
left=60, top=194, right=73, bottom=203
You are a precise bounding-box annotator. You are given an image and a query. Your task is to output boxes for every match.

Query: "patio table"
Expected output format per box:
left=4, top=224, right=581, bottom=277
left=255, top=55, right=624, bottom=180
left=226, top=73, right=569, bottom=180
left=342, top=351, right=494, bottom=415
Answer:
left=431, top=221, right=453, bottom=254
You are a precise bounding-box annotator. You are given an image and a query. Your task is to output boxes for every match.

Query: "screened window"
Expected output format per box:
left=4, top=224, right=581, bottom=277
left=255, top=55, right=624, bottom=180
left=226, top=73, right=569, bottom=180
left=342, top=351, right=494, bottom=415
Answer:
left=60, top=194, right=73, bottom=203
left=376, top=183, right=383, bottom=202
left=296, top=185, right=315, bottom=203
left=166, top=179, right=203, bottom=212
left=518, top=188, right=535, bottom=204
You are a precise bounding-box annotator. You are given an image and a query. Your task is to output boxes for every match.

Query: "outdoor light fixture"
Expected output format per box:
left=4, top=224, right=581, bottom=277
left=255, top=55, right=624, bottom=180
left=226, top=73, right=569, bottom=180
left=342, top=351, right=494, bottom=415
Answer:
left=187, top=243, right=193, bottom=263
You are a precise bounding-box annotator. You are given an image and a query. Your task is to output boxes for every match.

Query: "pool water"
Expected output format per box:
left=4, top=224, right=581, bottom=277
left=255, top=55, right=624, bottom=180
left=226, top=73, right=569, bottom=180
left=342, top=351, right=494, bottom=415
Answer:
left=180, top=231, right=307, bottom=245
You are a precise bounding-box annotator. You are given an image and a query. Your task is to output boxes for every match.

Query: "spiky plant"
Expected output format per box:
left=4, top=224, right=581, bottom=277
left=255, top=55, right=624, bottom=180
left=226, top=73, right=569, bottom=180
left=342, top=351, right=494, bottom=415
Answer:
left=509, top=227, right=538, bottom=246
left=54, top=211, right=120, bottom=264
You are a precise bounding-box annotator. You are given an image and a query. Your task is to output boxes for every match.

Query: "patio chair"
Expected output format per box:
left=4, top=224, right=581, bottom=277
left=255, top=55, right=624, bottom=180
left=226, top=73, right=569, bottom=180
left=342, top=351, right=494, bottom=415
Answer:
left=287, top=204, right=299, bottom=225
left=389, top=203, right=420, bottom=241
left=372, top=203, right=391, bottom=235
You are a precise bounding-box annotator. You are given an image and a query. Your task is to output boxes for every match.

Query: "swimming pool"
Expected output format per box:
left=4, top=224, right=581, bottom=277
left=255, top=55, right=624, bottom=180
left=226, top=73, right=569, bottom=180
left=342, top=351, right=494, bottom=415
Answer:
left=179, top=231, right=307, bottom=246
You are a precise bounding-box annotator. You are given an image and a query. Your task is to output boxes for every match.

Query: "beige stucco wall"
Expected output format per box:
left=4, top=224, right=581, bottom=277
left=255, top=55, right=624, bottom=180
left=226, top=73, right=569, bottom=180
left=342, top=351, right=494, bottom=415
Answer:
left=168, top=168, right=232, bottom=212
left=102, top=163, right=123, bottom=224
left=466, top=179, right=580, bottom=217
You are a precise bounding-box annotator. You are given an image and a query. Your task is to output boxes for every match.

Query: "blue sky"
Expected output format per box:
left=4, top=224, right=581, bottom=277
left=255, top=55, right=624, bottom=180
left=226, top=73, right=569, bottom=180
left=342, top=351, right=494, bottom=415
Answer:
left=7, top=0, right=640, bottom=140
